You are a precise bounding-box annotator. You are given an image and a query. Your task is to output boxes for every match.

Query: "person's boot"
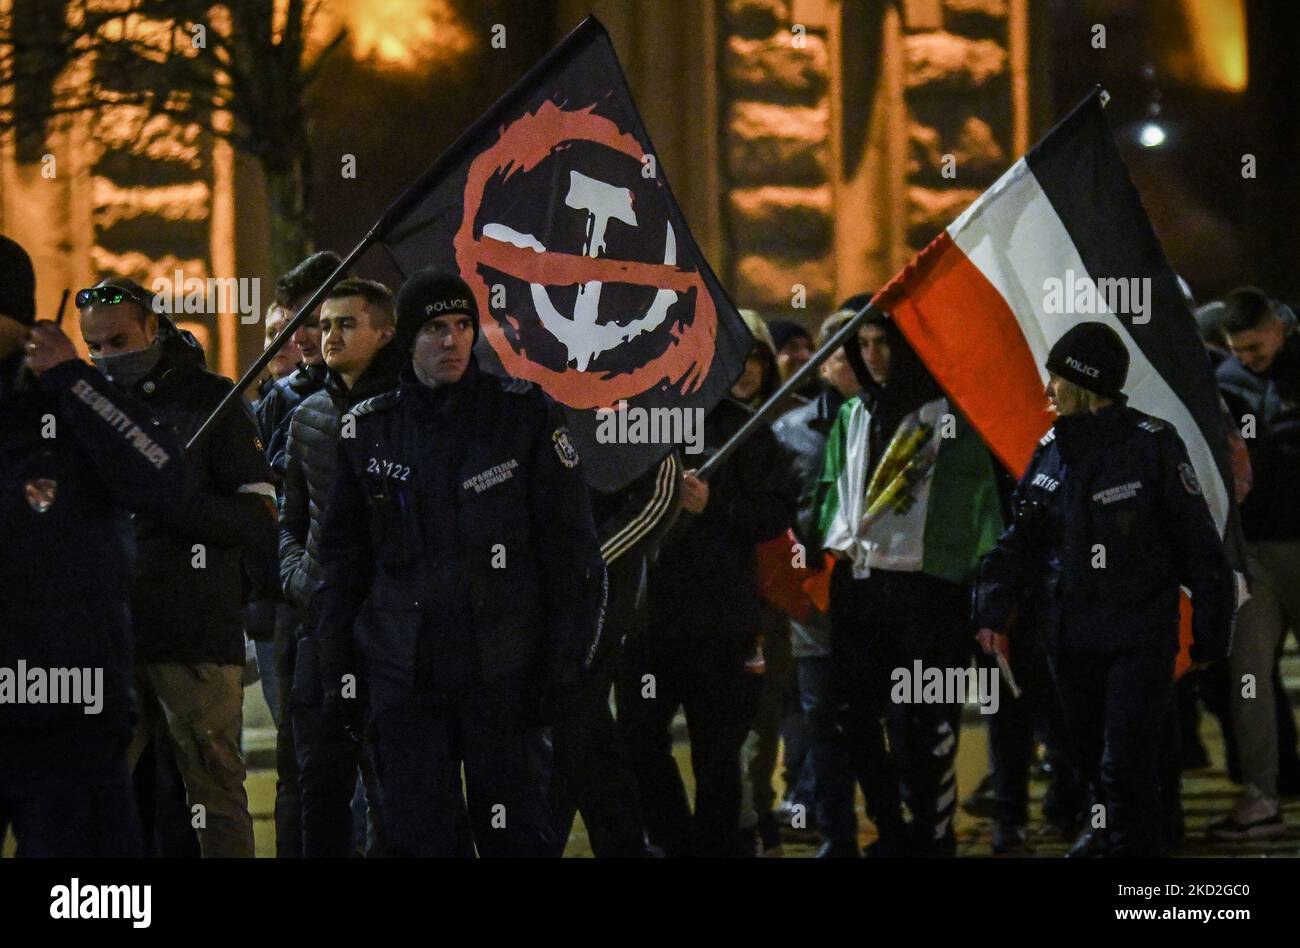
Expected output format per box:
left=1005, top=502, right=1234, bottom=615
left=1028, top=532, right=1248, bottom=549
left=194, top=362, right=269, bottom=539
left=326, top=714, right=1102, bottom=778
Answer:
left=992, top=822, right=1028, bottom=855
left=815, top=838, right=861, bottom=858
left=1207, top=784, right=1286, bottom=841
left=960, top=773, right=997, bottom=819
left=756, top=812, right=784, bottom=857
left=1066, top=825, right=1104, bottom=858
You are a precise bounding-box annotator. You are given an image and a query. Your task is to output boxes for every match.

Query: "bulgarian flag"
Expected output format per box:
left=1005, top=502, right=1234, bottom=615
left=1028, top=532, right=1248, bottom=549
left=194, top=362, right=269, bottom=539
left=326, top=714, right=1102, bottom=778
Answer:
left=870, top=87, right=1244, bottom=675
left=817, top=397, right=1005, bottom=584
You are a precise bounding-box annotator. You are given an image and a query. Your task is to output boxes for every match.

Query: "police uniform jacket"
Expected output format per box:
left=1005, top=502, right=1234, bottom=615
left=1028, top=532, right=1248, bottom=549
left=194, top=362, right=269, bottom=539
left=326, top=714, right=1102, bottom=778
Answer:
left=314, top=358, right=605, bottom=714
left=973, top=403, right=1234, bottom=660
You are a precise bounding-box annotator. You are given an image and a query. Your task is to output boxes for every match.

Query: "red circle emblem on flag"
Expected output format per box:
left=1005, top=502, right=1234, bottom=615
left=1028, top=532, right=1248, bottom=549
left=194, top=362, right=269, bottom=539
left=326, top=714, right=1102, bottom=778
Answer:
left=455, top=100, right=717, bottom=410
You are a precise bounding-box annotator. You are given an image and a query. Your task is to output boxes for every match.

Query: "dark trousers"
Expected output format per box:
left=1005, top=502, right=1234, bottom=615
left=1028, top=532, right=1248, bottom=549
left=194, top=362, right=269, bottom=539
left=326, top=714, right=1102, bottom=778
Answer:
left=1049, top=644, right=1175, bottom=857
left=618, top=630, right=758, bottom=857
left=274, top=622, right=302, bottom=858
left=985, top=635, right=1084, bottom=828
left=548, top=554, right=647, bottom=857
left=369, top=675, right=554, bottom=858
left=745, top=614, right=797, bottom=819
left=133, top=731, right=200, bottom=857
left=829, top=562, right=969, bottom=855
left=548, top=664, right=647, bottom=857
left=0, top=728, right=141, bottom=857
left=291, top=636, right=383, bottom=858
left=797, top=655, right=858, bottom=845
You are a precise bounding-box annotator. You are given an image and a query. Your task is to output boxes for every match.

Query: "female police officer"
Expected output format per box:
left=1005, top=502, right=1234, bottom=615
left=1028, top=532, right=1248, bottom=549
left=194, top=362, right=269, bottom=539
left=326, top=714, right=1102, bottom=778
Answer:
left=973, top=321, right=1235, bottom=857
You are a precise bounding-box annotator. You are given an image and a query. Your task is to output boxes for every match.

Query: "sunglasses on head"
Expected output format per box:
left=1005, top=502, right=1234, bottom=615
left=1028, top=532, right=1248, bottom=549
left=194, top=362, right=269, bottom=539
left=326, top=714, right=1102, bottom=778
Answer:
left=75, top=285, right=153, bottom=311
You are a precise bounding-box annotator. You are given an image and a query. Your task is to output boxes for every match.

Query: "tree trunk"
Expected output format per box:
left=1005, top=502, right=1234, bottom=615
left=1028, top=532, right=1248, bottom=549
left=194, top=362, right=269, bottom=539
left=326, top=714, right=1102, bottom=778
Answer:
left=262, top=149, right=313, bottom=280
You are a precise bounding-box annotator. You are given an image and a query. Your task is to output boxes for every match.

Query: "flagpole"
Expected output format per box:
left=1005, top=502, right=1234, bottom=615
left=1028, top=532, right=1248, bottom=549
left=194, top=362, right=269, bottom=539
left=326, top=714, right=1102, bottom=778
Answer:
left=183, top=227, right=380, bottom=451
left=185, top=18, right=609, bottom=453
left=696, top=299, right=880, bottom=480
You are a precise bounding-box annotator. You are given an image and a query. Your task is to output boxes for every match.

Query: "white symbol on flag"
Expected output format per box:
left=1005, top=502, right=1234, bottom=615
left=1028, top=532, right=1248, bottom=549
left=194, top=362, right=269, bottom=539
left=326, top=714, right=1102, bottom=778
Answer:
left=483, top=169, right=677, bottom=371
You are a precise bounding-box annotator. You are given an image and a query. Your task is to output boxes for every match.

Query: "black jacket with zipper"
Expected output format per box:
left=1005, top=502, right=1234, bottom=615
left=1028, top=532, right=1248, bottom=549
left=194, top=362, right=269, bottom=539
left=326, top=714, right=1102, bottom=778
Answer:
left=278, top=342, right=404, bottom=623
left=1, top=354, right=184, bottom=741
left=314, top=357, right=606, bottom=718
left=1217, top=331, right=1300, bottom=542
left=646, top=398, right=797, bottom=648
left=124, top=323, right=276, bottom=665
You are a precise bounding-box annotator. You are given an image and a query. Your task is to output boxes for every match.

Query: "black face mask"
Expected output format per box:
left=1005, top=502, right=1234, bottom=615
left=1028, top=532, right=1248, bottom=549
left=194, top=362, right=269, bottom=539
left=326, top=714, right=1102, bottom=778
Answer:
left=91, top=339, right=162, bottom=389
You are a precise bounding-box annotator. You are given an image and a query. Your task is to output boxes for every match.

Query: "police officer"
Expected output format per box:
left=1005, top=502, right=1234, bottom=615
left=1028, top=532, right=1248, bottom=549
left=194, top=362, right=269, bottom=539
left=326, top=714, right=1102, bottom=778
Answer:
left=0, top=235, right=184, bottom=856
left=314, top=269, right=606, bottom=857
left=973, top=322, right=1235, bottom=857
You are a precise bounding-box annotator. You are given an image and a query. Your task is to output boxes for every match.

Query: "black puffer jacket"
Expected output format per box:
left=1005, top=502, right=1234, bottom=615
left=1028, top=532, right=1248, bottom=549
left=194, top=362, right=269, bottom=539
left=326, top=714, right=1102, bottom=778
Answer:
left=1217, top=331, right=1300, bottom=542
left=278, top=342, right=404, bottom=621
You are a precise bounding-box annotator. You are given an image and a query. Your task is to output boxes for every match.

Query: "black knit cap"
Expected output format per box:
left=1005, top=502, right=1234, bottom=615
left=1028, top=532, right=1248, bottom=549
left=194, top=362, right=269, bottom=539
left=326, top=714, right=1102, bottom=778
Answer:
left=0, top=234, right=36, bottom=325
left=1046, top=321, right=1129, bottom=398
left=768, top=319, right=810, bottom=353
left=395, top=269, right=479, bottom=351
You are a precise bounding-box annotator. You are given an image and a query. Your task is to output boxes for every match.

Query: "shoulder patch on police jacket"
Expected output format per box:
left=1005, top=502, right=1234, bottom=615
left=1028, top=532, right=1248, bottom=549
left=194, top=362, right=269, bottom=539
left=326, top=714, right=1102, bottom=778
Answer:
left=350, top=389, right=401, bottom=418
left=1038, top=428, right=1057, bottom=447
left=499, top=376, right=535, bottom=395
left=1137, top=416, right=1167, bottom=434
left=553, top=427, right=579, bottom=468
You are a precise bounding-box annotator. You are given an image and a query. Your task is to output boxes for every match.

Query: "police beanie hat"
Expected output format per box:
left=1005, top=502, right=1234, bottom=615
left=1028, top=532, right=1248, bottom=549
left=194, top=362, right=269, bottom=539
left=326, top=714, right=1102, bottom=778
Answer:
left=396, top=269, right=479, bottom=351
left=0, top=234, right=36, bottom=325
left=1046, top=322, right=1130, bottom=398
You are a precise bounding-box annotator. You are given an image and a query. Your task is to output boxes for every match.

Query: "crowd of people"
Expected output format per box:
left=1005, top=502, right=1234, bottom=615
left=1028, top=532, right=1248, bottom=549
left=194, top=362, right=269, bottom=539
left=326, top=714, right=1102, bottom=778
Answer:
left=3, top=228, right=1298, bottom=858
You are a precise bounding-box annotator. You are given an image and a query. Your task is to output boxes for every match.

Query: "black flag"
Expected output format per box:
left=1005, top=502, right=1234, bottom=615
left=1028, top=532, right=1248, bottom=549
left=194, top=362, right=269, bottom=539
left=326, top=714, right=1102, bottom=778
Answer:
left=380, top=16, right=752, bottom=492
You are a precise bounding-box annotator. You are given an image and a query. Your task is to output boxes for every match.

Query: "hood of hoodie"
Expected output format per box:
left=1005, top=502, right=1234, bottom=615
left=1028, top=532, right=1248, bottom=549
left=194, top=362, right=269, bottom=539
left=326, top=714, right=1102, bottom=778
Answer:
left=853, top=315, right=943, bottom=425
left=156, top=312, right=207, bottom=370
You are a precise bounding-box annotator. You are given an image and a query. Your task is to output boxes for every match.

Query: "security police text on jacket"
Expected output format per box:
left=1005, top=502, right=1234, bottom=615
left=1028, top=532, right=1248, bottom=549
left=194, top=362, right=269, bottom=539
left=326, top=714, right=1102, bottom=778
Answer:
left=974, top=324, right=1235, bottom=664
left=313, top=274, right=607, bottom=723
left=2, top=319, right=184, bottom=743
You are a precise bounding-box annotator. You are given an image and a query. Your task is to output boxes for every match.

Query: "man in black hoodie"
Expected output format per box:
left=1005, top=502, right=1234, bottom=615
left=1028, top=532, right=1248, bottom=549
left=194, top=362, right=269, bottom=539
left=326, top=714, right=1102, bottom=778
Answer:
left=618, top=347, right=797, bottom=857
left=818, top=309, right=1001, bottom=857
left=78, top=277, right=275, bottom=858
left=278, top=278, right=402, bottom=857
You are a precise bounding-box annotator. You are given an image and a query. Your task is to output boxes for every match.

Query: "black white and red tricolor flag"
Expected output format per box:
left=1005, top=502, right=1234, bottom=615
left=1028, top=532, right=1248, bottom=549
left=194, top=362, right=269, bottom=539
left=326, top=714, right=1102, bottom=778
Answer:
left=874, top=87, right=1247, bottom=673
left=377, top=16, right=752, bottom=493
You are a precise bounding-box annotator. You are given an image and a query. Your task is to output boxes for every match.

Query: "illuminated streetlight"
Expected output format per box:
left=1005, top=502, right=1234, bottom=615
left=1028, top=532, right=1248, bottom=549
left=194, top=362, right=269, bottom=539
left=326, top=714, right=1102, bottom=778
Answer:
left=1138, top=122, right=1167, bottom=148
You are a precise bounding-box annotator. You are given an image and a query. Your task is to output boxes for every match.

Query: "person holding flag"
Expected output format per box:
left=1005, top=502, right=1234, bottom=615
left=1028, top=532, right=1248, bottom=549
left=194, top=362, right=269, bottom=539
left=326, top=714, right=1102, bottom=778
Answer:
left=973, top=322, right=1236, bottom=857
left=817, top=307, right=1005, bottom=857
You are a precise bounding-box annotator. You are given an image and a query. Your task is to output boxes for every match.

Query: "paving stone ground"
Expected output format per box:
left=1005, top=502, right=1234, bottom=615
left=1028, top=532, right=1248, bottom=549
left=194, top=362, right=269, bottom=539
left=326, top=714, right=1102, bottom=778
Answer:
left=241, top=691, right=1300, bottom=858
